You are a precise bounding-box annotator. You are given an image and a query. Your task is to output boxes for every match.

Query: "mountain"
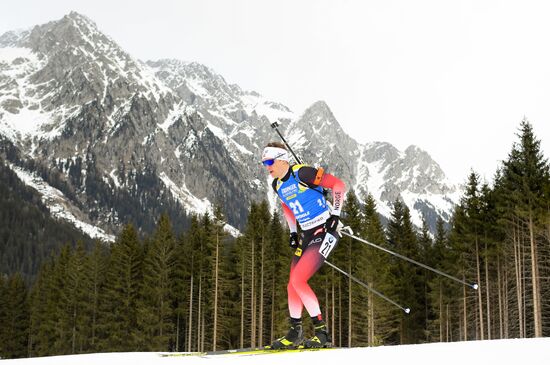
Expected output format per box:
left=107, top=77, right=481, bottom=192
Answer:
left=0, top=157, right=95, bottom=281
left=0, top=12, right=256, bottom=236
left=284, top=102, right=459, bottom=229
left=0, top=12, right=461, bottom=243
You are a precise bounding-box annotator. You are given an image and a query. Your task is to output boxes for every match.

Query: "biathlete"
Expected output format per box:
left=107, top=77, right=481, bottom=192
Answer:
left=261, top=142, right=346, bottom=349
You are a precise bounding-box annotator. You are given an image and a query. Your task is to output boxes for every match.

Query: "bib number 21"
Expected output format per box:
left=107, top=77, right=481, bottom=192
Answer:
left=319, top=232, right=338, bottom=259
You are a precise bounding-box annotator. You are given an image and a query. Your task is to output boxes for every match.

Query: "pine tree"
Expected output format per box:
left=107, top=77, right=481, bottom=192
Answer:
left=138, top=214, right=177, bottom=351
left=51, top=244, right=73, bottom=355
left=197, top=212, right=216, bottom=351
left=264, top=210, right=289, bottom=346
left=211, top=204, right=228, bottom=351
left=426, top=217, right=453, bottom=342
left=235, top=201, right=271, bottom=348
left=82, top=241, right=107, bottom=352
left=341, top=190, right=369, bottom=346
left=99, top=224, right=142, bottom=351
left=179, top=215, right=203, bottom=352
left=28, top=259, right=55, bottom=357
left=0, top=274, right=7, bottom=357
left=447, top=172, right=484, bottom=341
left=418, top=217, right=434, bottom=342
left=245, top=201, right=271, bottom=347
left=0, top=273, right=29, bottom=358
left=494, top=119, right=550, bottom=337
left=64, top=242, right=89, bottom=354
left=172, top=229, right=189, bottom=352
left=386, top=199, right=424, bottom=344
left=361, top=193, right=393, bottom=346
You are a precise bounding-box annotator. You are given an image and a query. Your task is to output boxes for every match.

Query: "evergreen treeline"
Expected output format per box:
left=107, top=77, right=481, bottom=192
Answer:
left=0, top=158, right=95, bottom=282
left=1, top=120, right=549, bottom=359
left=0, top=153, right=192, bottom=282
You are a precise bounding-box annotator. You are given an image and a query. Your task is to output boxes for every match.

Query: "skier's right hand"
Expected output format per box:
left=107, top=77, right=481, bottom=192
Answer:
left=289, top=232, right=300, bottom=249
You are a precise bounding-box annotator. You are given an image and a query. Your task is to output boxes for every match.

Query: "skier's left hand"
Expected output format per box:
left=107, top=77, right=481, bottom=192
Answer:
left=289, top=232, right=300, bottom=249
left=324, top=214, right=340, bottom=234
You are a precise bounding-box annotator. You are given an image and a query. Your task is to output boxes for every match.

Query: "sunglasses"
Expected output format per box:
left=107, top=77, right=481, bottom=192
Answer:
left=262, top=159, right=275, bottom=166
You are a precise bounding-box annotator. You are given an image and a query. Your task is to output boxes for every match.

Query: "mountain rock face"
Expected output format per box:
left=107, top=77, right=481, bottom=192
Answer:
left=0, top=12, right=460, bottom=238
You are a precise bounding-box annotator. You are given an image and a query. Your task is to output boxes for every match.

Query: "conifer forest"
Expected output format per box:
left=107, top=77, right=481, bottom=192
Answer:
left=1, top=120, right=549, bottom=359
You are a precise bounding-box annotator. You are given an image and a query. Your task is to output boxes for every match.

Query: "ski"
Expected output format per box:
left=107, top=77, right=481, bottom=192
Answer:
left=160, top=346, right=338, bottom=357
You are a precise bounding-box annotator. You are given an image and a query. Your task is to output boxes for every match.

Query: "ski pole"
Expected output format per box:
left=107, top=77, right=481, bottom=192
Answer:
left=325, top=260, right=411, bottom=314
left=270, top=121, right=303, bottom=164
left=340, top=231, right=479, bottom=290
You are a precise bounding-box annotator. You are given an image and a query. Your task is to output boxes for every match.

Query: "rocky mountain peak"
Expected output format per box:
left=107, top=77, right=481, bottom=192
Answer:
left=300, top=100, right=336, bottom=125
left=0, top=29, right=31, bottom=47
left=405, top=144, right=428, bottom=158
left=147, top=59, right=236, bottom=102
left=1, top=12, right=461, bottom=237
left=364, top=142, right=401, bottom=163
left=289, top=100, right=344, bottom=140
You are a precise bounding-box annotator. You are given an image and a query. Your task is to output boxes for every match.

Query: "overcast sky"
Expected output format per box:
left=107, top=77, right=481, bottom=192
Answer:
left=2, top=0, right=550, bottom=183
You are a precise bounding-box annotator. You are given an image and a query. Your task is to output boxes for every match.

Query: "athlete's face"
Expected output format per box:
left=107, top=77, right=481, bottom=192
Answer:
left=265, top=159, right=289, bottom=179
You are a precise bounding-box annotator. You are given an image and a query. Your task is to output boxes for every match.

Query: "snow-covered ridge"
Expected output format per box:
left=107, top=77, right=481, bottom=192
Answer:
left=8, top=164, right=115, bottom=242
left=0, top=46, right=52, bottom=141
left=1, top=11, right=462, bottom=237
left=159, top=172, right=241, bottom=237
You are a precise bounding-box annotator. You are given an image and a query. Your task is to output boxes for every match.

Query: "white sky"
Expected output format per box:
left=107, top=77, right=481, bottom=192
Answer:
left=2, top=0, right=550, bottom=184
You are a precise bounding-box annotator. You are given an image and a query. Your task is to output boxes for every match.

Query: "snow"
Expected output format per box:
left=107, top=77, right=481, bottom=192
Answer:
left=0, top=46, right=80, bottom=142
left=174, top=145, right=182, bottom=159
left=182, top=131, right=197, bottom=155
left=136, top=62, right=172, bottom=102
left=286, top=128, right=308, bottom=154
left=206, top=122, right=226, bottom=140
left=400, top=190, right=426, bottom=228
left=351, top=142, right=462, bottom=227
left=0, top=107, right=50, bottom=137
left=204, top=121, right=255, bottom=157
left=230, top=140, right=254, bottom=155
left=9, top=164, right=115, bottom=242
left=109, top=169, right=121, bottom=188
left=359, top=158, right=394, bottom=218
left=3, top=338, right=549, bottom=364
left=184, top=75, right=211, bottom=99
left=159, top=172, right=241, bottom=237
left=207, top=109, right=238, bottom=127
left=0, top=47, right=49, bottom=141
left=0, top=47, right=38, bottom=64
left=157, top=102, right=186, bottom=134
left=223, top=223, right=241, bottom=238
left=240, top=92, right=294, bottom=122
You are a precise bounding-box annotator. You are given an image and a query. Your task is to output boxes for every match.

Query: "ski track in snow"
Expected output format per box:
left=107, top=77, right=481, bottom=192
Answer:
left=3, top=338, right=548, bottom=364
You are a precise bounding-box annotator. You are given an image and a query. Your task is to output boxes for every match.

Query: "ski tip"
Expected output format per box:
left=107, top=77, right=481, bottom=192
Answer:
left=472, top=283, right=479, bottom=290
left=404, top=308, right=411, bottom=314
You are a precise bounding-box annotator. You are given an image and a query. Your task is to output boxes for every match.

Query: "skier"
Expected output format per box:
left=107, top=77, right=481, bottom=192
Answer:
left=261, top=142, right=346, bottom=349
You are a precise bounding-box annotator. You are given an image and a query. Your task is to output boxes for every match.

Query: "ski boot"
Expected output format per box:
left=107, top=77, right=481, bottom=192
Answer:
left=266, top=318, right=304, bottom=349
left=303, top=316, right=331, bottom=348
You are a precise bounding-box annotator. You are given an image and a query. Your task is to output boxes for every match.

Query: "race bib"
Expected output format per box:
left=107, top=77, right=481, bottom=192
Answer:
left=319, top=232, right=338, bottom=259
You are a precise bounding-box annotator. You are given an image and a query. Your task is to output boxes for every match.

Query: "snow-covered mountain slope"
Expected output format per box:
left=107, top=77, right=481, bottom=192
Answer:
left=285, top=102, right=460, bottom=230
left=8, top=163, right=115, bottom=241
left=5, top=338, right=548, bottom=365
left=0, top=12, right=252, bottom=235
left=354, top=142, right=460, bottom=228
left=1, top=11, right=461, bottom=238
left=0, top=12, right=172, bottom=144
left=147, top=58, right=294, bottom=177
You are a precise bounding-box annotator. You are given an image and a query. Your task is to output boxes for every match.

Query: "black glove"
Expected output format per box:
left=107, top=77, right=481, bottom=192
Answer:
left=324, top=215, right=340, bottom=233
left=289, top=232, right=300, bottom=249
